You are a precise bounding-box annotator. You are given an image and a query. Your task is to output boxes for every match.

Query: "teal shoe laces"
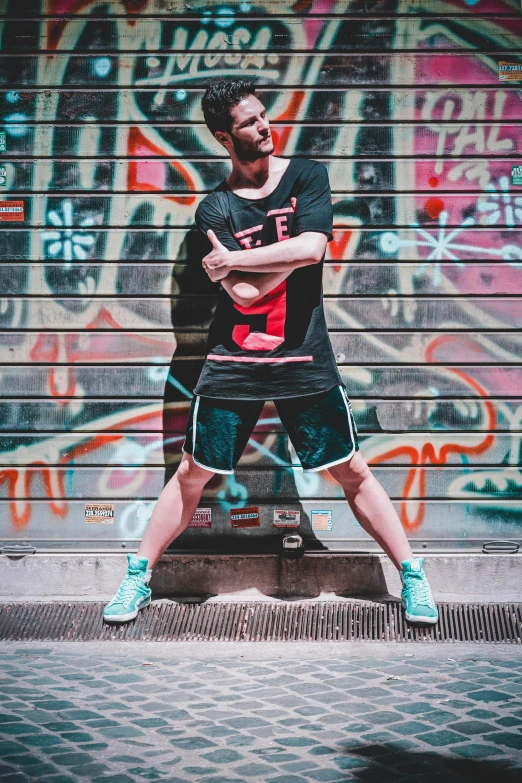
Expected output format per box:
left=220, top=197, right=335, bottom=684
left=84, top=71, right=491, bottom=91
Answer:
left=405, top=571, right=432, bottom=606
left=111, top=572, right=147, bottom=606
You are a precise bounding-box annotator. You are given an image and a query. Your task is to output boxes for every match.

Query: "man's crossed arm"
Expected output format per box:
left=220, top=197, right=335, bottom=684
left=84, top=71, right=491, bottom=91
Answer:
left=200, top=197, right=327, bottom=307
left=202, top=227, right=327, bottom=308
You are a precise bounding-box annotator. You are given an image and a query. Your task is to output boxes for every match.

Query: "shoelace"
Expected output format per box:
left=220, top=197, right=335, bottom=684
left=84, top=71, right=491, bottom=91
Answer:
left=405, top=572, right=432, bottom=606
left=113, top=572, right=146, bottom=605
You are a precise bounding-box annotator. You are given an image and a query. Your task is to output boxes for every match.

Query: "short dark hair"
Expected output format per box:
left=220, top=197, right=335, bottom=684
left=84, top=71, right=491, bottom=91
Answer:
left=202, top=78, right=258, bottom=137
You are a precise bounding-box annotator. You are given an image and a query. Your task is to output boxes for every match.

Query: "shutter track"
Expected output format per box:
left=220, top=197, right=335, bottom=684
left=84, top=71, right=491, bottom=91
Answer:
left=0, top=601, right=520, bottom=643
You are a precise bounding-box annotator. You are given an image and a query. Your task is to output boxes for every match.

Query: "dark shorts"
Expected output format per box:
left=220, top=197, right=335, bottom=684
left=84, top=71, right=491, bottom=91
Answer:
left=183, top=384, right=359, bottom=474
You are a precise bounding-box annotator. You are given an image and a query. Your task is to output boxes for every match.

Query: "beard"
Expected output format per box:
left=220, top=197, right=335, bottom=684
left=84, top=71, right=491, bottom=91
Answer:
left=231, top=132, right=274, bottom=161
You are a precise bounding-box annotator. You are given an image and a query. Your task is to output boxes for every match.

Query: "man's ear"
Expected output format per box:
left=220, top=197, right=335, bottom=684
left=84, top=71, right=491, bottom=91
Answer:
left=214, top=130, right=230, bottom=148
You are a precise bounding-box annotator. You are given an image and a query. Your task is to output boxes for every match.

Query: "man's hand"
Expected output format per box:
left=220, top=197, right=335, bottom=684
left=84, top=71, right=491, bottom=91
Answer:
left=203, top=230, right=231, bottom=281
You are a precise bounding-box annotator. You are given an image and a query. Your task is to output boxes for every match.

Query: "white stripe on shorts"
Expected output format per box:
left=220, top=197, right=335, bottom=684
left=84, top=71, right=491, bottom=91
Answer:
left=302, top=385, right=357, bottom=473
left=183, top=396, right=234, bottom=475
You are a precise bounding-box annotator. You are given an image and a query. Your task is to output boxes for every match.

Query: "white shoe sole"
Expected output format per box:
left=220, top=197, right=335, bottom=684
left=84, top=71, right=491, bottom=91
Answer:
left=404, top=607, right=439, bottom=625
left=103, top=595, right=151, bottom=624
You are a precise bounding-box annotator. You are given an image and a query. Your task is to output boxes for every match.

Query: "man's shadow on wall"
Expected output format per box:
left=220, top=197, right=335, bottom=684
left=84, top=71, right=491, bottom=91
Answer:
left=162, top=227, right=327, bottom=554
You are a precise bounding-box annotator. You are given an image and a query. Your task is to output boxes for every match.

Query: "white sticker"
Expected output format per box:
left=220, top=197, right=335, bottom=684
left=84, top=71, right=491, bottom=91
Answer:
left=85, top=503, right=114, bottom=524
left=189, top=507, right=212, bottom=528
left=311, top=510, right=332, bottom=531
left=136, top=502, right=155, bottom=523
left=273, top=509, right=300, bottom=528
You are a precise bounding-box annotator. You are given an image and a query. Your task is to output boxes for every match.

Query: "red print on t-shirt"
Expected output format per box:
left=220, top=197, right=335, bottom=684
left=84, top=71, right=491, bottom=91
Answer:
left=232, top=206, right=294, bottom=351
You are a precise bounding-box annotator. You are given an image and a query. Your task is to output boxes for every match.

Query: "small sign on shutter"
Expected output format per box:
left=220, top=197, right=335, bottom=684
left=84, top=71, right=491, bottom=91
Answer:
left=189, top=507, right=212, bottom=528
left=0, top=166, right=6, bottom=186
left=311, top=510, right=332, bottom=531
left=0, top=132, right=6, bottom=153
left=273, top=509, right=300, bottom=528
left=0, top=200, right=23, bottom=221
left=512, top=165, right=522, bottom=186
left=85, top=503, right=114, bottom=524
left=498, top=61, right=522, bottom=81
left=230, top=506, right=260, bottom=528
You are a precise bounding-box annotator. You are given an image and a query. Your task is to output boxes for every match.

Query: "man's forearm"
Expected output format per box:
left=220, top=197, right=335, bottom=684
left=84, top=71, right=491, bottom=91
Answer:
left=221, top=269, right=292, bottom=307
left=226, top=234, right=323, bottom=273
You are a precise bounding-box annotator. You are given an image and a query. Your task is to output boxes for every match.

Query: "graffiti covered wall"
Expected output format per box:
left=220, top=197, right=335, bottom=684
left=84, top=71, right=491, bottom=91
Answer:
left=0, top=0, right=521, bottom=551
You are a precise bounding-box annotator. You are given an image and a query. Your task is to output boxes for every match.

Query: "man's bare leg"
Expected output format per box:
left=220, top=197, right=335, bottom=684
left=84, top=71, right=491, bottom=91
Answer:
left=137, top=453, right=215, bottom=568
left=104, top=454, right=215, bottom=622
left=328, top=451, right=413, bottom=570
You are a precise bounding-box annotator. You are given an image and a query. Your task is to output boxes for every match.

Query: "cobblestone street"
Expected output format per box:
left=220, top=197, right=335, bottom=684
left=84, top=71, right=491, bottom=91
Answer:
left=0, top=642, right=521, bottom=783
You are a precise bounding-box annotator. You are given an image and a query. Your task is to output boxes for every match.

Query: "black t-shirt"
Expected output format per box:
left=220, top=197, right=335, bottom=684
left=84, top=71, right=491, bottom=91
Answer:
left=193, top=157, right=342, bottom=400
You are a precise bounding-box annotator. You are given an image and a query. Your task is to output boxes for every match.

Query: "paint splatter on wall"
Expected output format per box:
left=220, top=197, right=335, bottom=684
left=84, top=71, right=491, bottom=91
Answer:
left=0, top=0, right=521, bottom=551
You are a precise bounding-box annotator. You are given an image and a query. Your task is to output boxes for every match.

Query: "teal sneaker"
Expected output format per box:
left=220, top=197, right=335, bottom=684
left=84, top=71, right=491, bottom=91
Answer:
left=103, top=554, right=152, bottom=623
left=400, top=558, right=438, bottom=624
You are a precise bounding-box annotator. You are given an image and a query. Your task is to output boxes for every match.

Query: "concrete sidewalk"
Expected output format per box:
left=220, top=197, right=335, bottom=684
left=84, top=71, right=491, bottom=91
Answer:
left=0, top=641, right=521, bottom=782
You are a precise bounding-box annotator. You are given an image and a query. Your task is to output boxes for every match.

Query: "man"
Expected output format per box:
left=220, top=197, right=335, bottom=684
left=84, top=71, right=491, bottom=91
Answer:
left=104, top=79, right=438, bottom=626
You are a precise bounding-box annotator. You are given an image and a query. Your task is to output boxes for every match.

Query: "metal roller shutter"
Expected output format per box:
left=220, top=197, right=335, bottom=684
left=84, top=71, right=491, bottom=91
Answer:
left=0, top=0, right=521, bottom=553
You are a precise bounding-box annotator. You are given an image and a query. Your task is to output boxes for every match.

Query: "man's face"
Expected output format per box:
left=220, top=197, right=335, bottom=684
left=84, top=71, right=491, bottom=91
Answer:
left=223, top=94, right=274, bottom=161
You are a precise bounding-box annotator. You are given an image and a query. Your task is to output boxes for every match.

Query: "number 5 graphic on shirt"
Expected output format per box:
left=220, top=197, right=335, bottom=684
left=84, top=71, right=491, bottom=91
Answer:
left=232, top=281, right=286, bottom=350
left=231, top=197, right=295, bottom=351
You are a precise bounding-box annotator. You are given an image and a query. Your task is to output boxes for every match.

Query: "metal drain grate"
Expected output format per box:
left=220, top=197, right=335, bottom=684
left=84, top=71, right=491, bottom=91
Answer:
left=0, top=602, right=521, bottom=643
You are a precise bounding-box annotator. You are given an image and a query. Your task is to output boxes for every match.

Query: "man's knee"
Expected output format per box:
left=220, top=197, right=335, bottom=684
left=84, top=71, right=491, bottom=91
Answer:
left=329, top=450, right=371, bottom=488
left=176, top=454, right=215, bottom=487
